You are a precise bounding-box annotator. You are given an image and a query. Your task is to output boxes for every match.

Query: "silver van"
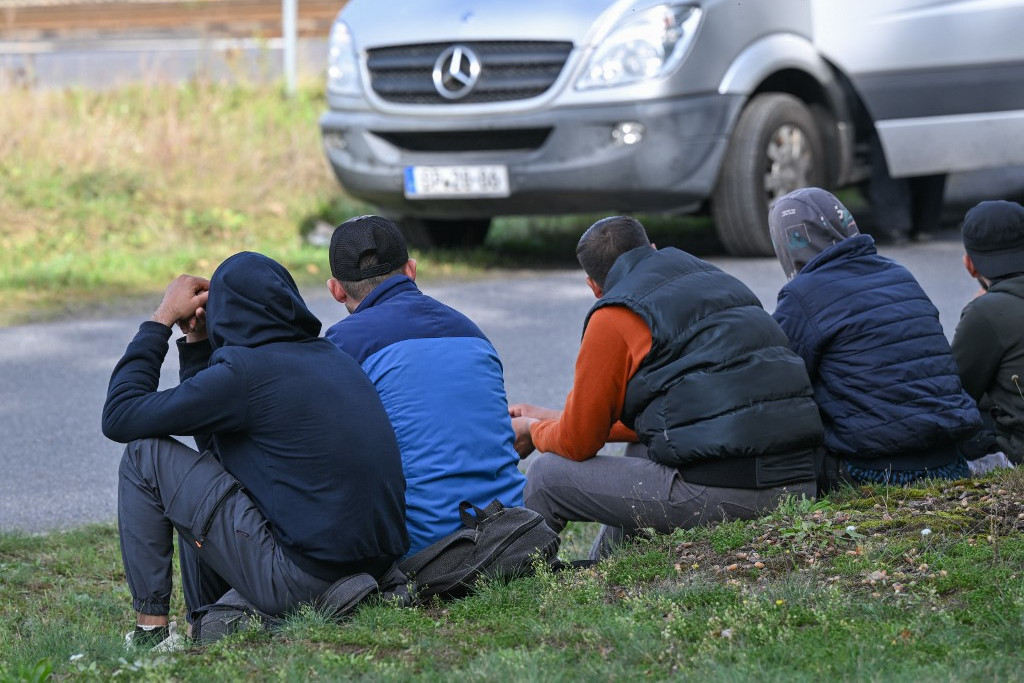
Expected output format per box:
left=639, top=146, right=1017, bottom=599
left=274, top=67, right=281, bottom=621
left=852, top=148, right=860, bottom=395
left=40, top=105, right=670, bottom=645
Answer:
left=319, top=0, right=1024, bottom=254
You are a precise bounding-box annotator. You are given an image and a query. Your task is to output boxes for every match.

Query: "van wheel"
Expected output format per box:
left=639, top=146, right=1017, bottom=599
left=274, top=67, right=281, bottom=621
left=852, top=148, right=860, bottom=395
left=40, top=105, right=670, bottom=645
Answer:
left=712, top=93, right=825, bottom=257
left=397, top=218, right=491, bottom=249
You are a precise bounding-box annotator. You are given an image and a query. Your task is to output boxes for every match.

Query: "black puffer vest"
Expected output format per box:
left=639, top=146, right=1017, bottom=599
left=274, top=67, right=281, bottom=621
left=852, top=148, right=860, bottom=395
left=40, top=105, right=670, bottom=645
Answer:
left=586, top=247, right=822, bottom=488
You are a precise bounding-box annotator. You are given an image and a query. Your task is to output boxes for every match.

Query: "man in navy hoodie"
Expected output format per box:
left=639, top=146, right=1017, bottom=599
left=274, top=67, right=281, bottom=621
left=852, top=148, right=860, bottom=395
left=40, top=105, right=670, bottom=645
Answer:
left=102, top=252, right=408, bottom=649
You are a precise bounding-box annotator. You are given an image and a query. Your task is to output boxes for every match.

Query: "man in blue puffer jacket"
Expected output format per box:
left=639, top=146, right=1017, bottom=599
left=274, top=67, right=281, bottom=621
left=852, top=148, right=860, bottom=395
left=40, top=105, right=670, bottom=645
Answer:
left=324, top=215, right=527, bottom=556
left=769, top=187, right=983, bottom=489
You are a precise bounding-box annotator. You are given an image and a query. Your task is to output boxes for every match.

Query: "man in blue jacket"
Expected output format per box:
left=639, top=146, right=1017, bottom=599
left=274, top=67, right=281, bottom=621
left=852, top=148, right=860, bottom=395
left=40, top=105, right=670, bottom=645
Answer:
left=324, top=215, right=526, bottom=556
left=103, top=252, right=408, bottom=649
left=769, top=187, right=983, bottom=489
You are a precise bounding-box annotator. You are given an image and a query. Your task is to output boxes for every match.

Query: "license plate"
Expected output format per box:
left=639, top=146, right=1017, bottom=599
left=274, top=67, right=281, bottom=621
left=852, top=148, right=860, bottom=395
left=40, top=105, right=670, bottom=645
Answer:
left=404, top=165, right=510, bottom=199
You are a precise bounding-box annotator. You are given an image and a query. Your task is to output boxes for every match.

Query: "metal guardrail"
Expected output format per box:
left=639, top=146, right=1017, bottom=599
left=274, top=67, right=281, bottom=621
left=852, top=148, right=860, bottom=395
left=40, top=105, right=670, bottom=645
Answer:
left=0, top=0, right=343, bottom=38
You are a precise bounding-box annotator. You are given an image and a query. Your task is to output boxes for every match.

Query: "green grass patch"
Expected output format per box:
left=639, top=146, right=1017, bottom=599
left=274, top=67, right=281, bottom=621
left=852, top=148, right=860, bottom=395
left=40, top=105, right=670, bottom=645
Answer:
left=5, top=471, right=1024, bottom=680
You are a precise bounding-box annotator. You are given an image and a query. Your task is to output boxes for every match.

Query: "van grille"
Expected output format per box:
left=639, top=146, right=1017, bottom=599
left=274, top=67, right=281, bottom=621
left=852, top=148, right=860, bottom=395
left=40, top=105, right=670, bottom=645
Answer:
left=366, top=41, right=573, bottom=105
left=374, top=128, right=552, bottom=152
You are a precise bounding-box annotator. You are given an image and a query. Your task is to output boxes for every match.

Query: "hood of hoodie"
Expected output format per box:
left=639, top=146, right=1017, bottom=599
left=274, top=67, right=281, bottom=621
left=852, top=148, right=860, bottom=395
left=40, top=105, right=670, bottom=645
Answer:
left=206, top=251, right=322, bottom=350
left=769, top=187, right=860, bottom=279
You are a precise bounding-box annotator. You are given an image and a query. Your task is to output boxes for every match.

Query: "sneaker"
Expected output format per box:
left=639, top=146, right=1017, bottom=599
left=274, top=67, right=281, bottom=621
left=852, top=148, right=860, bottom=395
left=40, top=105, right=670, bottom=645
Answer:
left=124, top=620, right=185, bottom=652
left=968, top=451, right=1015, bottom=477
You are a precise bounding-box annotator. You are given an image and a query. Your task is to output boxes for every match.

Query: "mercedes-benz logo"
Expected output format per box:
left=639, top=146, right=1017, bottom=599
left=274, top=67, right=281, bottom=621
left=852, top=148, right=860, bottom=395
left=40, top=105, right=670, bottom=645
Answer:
left=432, top=45, right=481, bottom=100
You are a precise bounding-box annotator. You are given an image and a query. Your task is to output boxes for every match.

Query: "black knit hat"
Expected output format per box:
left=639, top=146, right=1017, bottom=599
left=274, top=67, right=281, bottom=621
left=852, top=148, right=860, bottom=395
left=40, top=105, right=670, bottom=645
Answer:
left=962, top=200, right=1024, bottom=279
left=329, top=215, right=409, bottom=281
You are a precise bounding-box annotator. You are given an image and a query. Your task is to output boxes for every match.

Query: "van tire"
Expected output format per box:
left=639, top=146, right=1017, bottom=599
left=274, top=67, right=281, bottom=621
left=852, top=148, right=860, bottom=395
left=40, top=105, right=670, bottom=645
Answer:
left=712, top=93, right=826, bottom=257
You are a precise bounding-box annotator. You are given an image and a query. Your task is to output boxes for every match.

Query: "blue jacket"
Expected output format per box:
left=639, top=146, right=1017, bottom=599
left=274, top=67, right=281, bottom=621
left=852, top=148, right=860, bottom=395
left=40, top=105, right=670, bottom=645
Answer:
left=103, top=252, right=409, bottom=581
left=773, top=234, right=981, bottom=461
left=326, top=276, right=526, bottom=555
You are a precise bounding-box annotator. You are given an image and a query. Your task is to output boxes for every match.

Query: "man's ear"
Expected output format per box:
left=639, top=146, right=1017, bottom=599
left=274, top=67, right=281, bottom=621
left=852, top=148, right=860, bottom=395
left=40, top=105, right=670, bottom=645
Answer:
left=586, top=276, right=603, bottom=299
left=403, top=258, right=417, bottom=281
left=327, top=278, right=348, bottom=305
left=964, top=253, right=980, bottom=278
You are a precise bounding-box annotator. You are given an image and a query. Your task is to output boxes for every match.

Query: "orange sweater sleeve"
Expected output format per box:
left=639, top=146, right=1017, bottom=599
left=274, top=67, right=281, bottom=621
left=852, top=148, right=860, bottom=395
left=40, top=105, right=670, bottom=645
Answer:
left=530, top=305, right=653, bottom=461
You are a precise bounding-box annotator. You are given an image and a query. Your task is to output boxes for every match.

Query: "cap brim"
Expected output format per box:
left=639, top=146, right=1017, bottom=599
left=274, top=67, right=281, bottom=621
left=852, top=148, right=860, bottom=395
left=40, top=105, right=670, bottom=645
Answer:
left=969, top=246, right=1024, bottom=279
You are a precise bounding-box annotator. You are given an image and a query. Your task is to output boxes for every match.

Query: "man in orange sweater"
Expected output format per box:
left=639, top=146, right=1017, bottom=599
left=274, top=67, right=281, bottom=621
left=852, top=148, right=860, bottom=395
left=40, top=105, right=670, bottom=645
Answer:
left=511, top=216, right=822, bottom=560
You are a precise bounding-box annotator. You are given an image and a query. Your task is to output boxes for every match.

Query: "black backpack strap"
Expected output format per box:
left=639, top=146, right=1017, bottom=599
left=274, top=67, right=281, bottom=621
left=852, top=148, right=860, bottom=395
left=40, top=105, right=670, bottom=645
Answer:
left=192, top=589, right=277, bottom=646
left=458, top=499, right=505, bottom=528
left=315, top=573, right=380, bottom=620
left=399, top=526, right=476, bottom=576
left=376, top=562, right=413, bottom=607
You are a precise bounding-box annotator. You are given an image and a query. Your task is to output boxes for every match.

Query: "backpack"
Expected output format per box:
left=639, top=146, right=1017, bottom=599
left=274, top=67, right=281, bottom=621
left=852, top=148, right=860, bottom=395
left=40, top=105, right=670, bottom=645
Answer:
left=398, top=500, right=561, bottom=602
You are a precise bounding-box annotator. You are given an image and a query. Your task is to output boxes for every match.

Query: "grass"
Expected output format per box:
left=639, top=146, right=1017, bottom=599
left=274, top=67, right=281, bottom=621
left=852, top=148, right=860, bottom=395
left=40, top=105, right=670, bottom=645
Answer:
left=3, top=77, right=1012, bottom=681
left=5, top=470, right=1024, bottom=681
left=0, top=81, right=721, bottom=327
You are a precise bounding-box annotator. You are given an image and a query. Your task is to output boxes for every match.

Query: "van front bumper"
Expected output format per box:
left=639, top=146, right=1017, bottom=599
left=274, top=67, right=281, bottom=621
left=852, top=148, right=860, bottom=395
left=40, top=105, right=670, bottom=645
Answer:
left=319, top=93, right=745, bottom=219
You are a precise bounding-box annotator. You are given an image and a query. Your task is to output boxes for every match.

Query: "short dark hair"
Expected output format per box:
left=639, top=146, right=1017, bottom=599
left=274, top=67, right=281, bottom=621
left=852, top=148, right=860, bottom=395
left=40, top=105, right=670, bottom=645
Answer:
left=339, top=253, right=403, bottom=301
left=575, top=216, right=650, bottom=288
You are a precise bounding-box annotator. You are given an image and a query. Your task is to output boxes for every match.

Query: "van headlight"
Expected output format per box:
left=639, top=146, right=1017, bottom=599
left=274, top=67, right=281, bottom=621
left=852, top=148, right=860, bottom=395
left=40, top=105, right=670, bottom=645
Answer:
left=327, top=18, right=361, bottom=96
left=576, top=4, right=702, bottom=90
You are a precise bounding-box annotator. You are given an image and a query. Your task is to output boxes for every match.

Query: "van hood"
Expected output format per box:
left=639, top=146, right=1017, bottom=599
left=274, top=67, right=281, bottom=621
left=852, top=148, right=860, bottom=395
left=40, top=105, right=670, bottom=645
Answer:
left=340, top=0, right=637, bottom=48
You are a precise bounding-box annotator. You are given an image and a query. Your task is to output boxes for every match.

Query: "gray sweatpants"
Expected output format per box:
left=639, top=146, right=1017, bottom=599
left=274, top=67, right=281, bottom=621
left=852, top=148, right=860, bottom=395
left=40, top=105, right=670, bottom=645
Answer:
left=117, top=437, right=331, bottom=621
left=523, top=444, right=816, bottom=560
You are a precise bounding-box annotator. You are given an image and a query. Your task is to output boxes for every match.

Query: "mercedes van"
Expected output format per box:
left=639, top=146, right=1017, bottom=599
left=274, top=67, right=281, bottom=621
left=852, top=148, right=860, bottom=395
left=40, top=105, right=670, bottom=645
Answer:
left=319, top=0, right=1024, bottom=255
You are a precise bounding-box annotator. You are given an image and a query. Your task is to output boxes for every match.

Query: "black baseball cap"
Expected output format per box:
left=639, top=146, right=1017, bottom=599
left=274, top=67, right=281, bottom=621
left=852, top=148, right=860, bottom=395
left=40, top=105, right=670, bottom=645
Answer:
left=329, top=215, right=409, bottom=281
left=962, top=200, right=1024, bottom=279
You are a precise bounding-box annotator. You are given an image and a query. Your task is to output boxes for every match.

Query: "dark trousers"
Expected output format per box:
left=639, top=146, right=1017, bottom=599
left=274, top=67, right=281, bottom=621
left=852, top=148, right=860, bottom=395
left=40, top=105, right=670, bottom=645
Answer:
left=867, top=134, right=946, bottom=239
left=117, top=437, right=331, bottom=622
left=523, top=443, right=816, bottom=560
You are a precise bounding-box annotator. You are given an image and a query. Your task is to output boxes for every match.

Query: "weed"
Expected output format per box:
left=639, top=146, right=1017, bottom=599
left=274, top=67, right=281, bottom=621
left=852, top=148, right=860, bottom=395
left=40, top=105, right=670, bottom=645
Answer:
left=708, top=519, right=757, bottom=553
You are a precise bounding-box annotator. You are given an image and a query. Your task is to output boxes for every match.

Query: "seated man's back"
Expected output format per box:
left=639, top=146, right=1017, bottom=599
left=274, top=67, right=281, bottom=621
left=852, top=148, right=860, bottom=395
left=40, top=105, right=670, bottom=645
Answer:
left=325, top=216, right=526, bottom=555
left=509, top=216, right=821, bottom=560
left=953, top=200, right=1024, bottom=462
left=102, top=251, right=409, bottom=643
left=769, top=188, right=982, bottom=486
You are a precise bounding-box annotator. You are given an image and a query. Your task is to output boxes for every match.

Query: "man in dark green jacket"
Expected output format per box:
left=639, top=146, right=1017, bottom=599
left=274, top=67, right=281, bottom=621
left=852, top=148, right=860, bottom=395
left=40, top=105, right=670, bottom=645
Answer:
left=953, top=200, right=1024, bottom=463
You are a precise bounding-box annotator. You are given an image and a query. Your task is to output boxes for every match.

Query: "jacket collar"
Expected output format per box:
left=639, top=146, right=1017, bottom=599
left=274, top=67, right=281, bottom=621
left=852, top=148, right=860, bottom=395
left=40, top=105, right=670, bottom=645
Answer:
left=800, top=233, right=877, bottom=274
left=604, top=245, right=657, bottom=293
left=352, top=275, right=418, bottom=313
left=988, top=273, right=1024, bottom=299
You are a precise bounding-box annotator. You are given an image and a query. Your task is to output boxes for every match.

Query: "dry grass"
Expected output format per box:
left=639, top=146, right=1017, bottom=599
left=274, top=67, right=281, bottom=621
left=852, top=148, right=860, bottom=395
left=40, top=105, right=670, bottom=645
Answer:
left=1, top=82, right=331, bottom=231
left=0, top=82, right=726, bottom=325
left=0, top=82, right=364, bottom=323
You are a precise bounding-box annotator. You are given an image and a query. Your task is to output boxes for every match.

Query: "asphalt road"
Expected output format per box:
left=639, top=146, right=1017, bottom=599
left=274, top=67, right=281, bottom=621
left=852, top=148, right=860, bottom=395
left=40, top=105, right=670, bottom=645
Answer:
left=0, top=232, right=979, bottom=534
